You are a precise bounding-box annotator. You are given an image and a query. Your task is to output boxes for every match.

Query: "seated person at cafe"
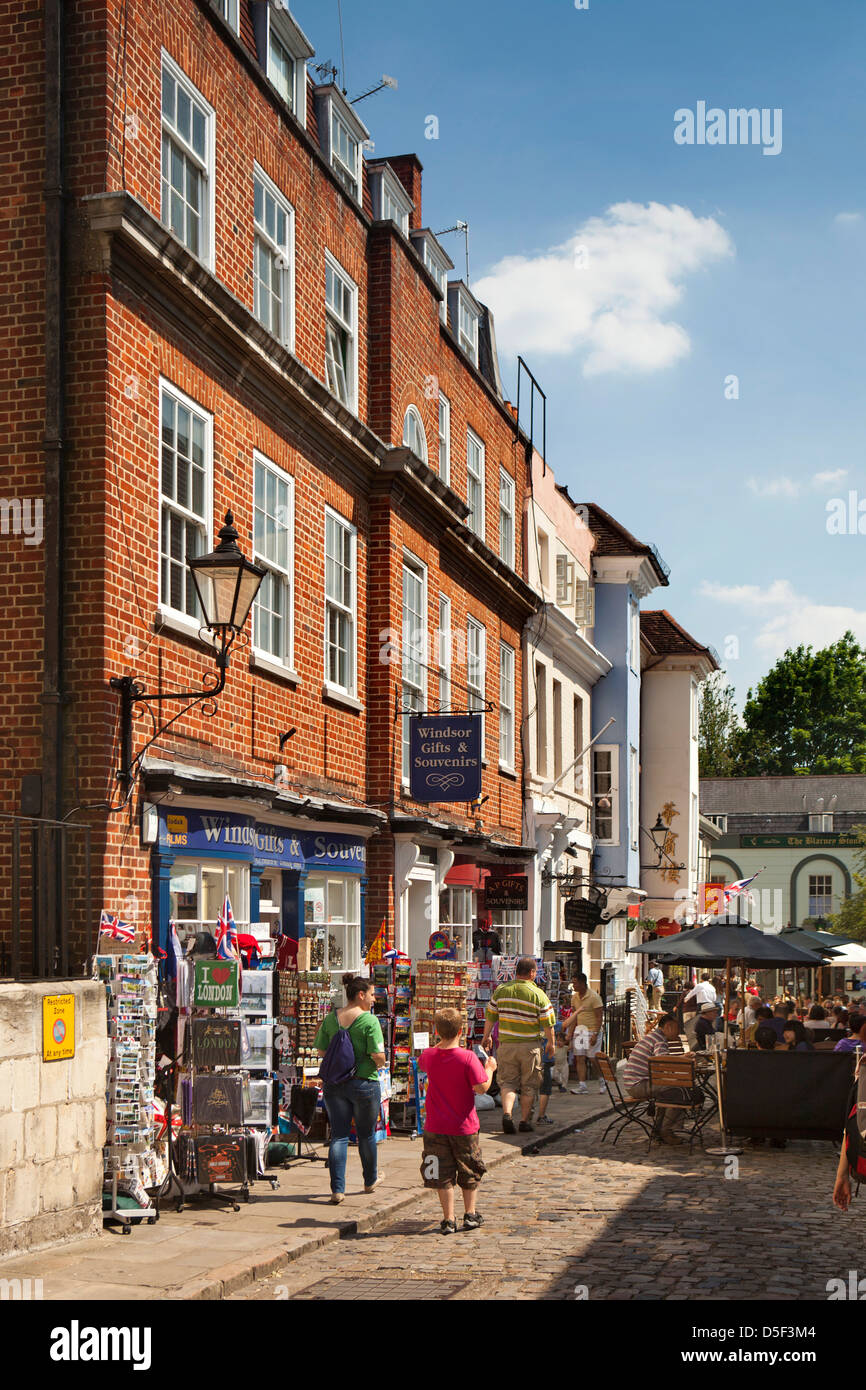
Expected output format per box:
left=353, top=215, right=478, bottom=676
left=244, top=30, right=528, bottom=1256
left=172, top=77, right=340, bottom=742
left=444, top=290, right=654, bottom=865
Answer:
left=622, top=1013, right=703, bottom=1146
left=694, top=1003, right=721, bottom=1051
left=834, top=1014, right=866, bottom=1053
left=754, top=1024, right=779, bottom=1051
left=744, top=1005, right=772, bottom=1046
left=832, top=1006, right=849, bottom=1031
left=804, top=1004, right=828, bottom=1030
left=782, top=1020, right=814, bottom=1052
left=763, top=1003, right=793, bottom=1043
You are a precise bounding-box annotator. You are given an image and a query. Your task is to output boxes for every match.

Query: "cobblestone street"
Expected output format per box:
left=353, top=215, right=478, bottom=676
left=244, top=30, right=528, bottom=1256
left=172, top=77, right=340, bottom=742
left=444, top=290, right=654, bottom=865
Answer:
left=231, top=1122, right=846, bottom=1302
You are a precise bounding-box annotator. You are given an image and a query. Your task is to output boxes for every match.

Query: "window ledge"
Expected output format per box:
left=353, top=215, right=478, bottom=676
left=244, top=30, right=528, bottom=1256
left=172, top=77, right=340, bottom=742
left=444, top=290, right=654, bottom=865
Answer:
left=250, top=650, right=300, bottom=686
left=154, top=607, right=215, bottom=650
left=322, top=683, right=363, bottom=713
left=499, top=763, right=517, bottom=780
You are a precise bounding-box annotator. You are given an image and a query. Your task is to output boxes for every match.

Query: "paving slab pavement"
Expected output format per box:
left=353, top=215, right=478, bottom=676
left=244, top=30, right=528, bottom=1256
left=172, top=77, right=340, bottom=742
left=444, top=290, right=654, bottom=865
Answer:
left=0, top=1088, right=609, bottom=1300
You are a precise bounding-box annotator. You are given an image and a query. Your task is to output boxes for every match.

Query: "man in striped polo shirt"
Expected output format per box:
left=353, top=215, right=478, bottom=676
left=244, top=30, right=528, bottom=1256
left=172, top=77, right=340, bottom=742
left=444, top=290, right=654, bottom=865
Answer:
left=623, top=1013, right=700, bottom=1144
left=482, top=958, right=555, bottom=1134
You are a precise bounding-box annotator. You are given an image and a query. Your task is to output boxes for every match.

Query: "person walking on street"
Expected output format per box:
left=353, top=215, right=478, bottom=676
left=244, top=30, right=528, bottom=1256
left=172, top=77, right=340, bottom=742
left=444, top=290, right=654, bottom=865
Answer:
left=482, top=957, right=555, bottom=1134
left=419, top=1008, right=496, bottom=1234
left=647, top=961, right=664, bottom=1011
left=564, top=971, right=605, bottom=1094
left=315, top=974, right=386, bottom=1204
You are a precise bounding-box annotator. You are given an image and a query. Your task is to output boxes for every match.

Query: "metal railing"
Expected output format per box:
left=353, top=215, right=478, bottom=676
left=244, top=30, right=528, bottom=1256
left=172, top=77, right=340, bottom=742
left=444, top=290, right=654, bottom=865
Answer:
left=603, top=995, right=633, bottom=1060
left=0, top=814, right=93, bottom=981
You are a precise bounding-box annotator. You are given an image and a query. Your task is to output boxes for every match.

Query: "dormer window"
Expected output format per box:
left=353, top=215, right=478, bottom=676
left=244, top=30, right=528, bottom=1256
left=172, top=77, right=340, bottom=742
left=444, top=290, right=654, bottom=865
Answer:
left=370, top=164, right=413, bottom=236
left=410, top=230, right=453, bottom=323
left=448, top=283, right=481, bottom=367
left=313, top=85, right=369, bottom=206
left=253, top=3, right=314, bottom=128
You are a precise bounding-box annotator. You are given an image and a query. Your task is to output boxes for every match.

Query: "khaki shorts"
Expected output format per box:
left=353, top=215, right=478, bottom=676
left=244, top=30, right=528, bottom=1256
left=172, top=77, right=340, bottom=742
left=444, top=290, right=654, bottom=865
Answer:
left=421, top=1132, right=487, bottom=1189
left=496, top=1041, right=543, bottom=1096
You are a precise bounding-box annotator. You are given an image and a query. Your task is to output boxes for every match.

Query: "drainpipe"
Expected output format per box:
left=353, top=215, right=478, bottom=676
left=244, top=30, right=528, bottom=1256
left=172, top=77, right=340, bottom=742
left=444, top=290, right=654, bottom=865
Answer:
left=42, top=0, right=65, bottom=826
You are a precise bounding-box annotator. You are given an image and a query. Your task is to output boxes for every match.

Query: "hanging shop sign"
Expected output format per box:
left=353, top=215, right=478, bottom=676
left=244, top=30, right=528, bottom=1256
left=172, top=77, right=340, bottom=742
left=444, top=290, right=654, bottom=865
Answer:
left=408, top=715, right=482, bottom=802
left=428, top=930, right=457, bottom=959
left=485, top=875, right=528, bottom=911
left=193, top=959, right=240, bottom=1008
left=564, top=898, right=603, bottom=935
left=42, top=994, right=75, bottom=1062
left=158, top=810, right=365, bottom=872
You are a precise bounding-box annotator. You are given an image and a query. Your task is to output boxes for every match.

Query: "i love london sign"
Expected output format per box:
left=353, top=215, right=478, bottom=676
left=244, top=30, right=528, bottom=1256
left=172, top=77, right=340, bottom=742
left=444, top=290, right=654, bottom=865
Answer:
left=409, top=715, right=482, bottom=802
left=194, top=959, right=240, bottom=1008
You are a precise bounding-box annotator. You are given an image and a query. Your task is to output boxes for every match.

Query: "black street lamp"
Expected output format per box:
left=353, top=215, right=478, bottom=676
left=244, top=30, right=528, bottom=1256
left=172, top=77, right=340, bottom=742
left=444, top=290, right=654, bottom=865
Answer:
left=110, top=511, right=265, bottom=790
left=640, top=811, right=687, bottom=871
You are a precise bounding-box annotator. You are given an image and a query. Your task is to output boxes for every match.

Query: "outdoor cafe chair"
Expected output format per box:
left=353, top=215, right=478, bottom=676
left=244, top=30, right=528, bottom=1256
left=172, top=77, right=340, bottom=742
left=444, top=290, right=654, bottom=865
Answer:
left=647, top=1055, right=714, bottom=1154
left=596, top=1053, right=655, bottom=1148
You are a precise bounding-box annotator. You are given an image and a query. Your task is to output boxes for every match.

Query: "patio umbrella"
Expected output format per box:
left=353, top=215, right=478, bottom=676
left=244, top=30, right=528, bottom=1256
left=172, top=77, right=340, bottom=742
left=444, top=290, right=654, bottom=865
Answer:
left=778, top=928, right=844, bottom=956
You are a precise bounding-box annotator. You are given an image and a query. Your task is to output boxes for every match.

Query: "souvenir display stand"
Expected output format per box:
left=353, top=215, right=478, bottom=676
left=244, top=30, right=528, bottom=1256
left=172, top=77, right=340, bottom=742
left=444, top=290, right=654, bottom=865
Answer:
left=274, top=969, right=332, bottom=1165
left=171, top=957, right=279, bottom=1211
left=97, top=952, right=163, bottom=1232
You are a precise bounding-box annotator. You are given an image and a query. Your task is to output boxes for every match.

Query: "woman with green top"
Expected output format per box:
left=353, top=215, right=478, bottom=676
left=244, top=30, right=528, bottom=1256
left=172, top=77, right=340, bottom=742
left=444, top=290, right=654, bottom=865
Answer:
left=314, top=974, right=387, bottom=1204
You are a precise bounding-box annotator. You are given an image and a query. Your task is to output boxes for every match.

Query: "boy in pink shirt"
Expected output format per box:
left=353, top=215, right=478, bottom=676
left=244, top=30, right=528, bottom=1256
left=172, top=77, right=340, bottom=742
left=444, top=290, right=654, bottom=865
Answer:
left=419, top=1007, right=497, bottom=1234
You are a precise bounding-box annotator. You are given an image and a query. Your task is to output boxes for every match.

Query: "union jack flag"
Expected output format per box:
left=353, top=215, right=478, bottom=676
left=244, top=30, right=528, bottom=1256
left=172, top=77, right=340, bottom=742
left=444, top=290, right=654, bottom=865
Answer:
left=723, top=871, right=763, bottom=905
left=215, top=896, right=241, bottom=965
left=99, top=910, right=135, bottom=943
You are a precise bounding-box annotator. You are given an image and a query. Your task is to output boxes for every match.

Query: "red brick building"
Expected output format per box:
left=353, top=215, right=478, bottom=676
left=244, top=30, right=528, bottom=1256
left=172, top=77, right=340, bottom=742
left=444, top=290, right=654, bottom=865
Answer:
left=1, top=0, right=537, bottom=976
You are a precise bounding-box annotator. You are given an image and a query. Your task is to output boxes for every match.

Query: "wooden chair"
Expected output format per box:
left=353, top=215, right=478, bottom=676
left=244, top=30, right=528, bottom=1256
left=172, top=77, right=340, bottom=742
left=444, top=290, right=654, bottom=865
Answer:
left=596, top=1053, right=655, bottom=1148
left=647, top=1055, right=710, bottom=1153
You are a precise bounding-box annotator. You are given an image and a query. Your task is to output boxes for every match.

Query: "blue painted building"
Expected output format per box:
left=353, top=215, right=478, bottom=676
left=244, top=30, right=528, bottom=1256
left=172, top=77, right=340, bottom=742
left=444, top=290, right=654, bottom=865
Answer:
left=582, top=505, right=669, bottom=971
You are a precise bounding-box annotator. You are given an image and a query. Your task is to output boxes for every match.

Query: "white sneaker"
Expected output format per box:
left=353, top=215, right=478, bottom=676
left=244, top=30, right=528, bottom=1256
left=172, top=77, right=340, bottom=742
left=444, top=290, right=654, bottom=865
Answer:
left=574, top=1082, right=588, bottom=1094
left=599, top=1081, right=606, bottom=1094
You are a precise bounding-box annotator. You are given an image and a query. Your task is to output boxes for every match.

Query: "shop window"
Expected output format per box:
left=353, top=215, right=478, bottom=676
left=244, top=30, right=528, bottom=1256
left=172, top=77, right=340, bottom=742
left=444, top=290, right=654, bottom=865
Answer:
left=439, top=886, right=476, bottom=960
left=304, top=874, right=361, bottom=972
left=489, top=909, right=523, bottom=957
left=169, top=860, right=249, bottom=941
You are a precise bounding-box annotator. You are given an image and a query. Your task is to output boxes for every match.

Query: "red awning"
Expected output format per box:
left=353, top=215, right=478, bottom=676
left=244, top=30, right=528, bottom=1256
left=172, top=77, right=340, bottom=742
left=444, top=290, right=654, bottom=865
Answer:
left=444, top=862, right=490, bottom=890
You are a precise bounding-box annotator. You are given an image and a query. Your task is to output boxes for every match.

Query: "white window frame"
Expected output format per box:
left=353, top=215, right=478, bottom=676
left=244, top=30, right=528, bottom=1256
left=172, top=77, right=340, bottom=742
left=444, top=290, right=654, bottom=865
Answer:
left=324, top=251, right=358, bottom=414
left=808, top=873, right=833, bottom=918
left=592, top=746, right=619, bottom=846
left=439, top=885, right=476, bottom=962
left=467, top=618, right=486, bottom=758
left=574, top=577, right=595, bottom=629
left=252, top=452, right=294, bottom=671
left=402, top=405, right=428, bottom=463
left=371, top=166, right=412, bottom=235
left=253, top=164, right=295, bottom=350
left=535, top=662, right=548, bottom=779
left=304, top=873, right=362, bottom=973
left=323, top=506, right=357, bottom=698
left=690, top=679, right=699, bottom=741
left=401, top=553, right=428, bottom=786
left=573, top=695, right=585, bottom=795
left=214, top=0, right=239, bottom=33
left=630, top=746, right=639, bottom=851
left=499, top=641, right=515, bottom=773
left=158, top=378, right=213, bottom=630
left=410, top=230, right=453, bottom=323
left=438, top=392, right=451, bottom=485
left=466, top=428, right=485, bottom=540
left=808, top=813, right=834, bottom=832
left=457, top=289, right=479, bottom=365
left=438, top=594, right=451, bottom=713
left=160, top=53, right=215, bottom=270
left=499, top=468, right=515, bottom=569
left=264, top=7, right=312, bottom=127
left=331, top=106, right=361, bottom=200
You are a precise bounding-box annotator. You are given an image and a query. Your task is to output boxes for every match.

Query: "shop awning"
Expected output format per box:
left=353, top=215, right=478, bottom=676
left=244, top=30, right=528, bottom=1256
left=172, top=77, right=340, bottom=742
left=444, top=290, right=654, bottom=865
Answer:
left=445, top=862, right=489, bottom=890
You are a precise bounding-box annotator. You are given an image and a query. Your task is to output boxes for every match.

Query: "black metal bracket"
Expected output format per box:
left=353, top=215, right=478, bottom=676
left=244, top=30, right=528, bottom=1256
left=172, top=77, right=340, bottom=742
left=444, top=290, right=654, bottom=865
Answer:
left=110, top=627, right=235, bottom=789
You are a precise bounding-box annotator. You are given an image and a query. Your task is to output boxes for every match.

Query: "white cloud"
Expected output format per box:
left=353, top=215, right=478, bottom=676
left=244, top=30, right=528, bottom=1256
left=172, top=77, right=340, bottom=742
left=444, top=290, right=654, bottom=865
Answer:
left=700, top=578, right=866, bottom=657
left=473, top=202, right=734, bottom=376
left=834, top=212, right=863, bottom=226
left=745, top=469, right=848, bottom=499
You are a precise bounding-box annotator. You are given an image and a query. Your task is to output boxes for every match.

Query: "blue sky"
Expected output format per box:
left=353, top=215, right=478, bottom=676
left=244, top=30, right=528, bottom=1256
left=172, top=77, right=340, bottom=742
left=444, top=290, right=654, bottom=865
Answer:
left=293, top=0, right=866, bottom=705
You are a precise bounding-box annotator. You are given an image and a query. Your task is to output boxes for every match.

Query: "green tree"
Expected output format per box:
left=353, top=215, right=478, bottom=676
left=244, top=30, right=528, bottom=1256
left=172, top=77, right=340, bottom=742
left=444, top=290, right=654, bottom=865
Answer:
left=699, top=671, right=739, bottom=777
left=828, top=826, right=866, bottom=943
left=731, top=632, right=866, bottom=775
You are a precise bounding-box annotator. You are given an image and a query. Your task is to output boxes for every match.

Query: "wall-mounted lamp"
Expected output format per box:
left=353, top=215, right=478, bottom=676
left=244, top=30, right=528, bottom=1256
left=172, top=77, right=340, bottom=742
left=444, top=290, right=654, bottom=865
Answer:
left=279, top=728, right=296, bottom=751
left=110, top=511, right=265, bottom=791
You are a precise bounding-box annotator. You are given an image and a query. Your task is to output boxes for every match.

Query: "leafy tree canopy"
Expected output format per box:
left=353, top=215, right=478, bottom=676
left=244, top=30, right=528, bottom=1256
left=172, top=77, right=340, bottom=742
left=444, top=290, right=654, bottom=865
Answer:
left=731, top=632, right=866, bottom=775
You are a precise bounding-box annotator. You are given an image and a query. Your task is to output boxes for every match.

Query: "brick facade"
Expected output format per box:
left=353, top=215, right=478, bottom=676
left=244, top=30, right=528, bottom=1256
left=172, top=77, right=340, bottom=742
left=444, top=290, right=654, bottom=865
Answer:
left=0, top=0, right=537, bottom=973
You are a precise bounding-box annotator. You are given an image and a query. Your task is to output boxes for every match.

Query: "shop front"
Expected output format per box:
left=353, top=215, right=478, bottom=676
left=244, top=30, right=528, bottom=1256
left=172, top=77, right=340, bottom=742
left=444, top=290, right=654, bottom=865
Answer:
left=152, top=805, right=373, bottom=977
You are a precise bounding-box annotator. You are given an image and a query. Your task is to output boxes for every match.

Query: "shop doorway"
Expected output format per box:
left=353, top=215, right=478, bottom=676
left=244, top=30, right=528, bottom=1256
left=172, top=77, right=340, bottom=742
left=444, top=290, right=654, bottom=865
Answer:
left=403, top=871, right=436, bottom=962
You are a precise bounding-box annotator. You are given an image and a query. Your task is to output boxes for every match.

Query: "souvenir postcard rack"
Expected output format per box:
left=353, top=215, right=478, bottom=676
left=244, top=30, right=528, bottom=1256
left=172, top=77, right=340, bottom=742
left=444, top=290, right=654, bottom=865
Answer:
left=98, top=952, right=163, bottom=1232
left=274, top=969, right=333, bottom=1160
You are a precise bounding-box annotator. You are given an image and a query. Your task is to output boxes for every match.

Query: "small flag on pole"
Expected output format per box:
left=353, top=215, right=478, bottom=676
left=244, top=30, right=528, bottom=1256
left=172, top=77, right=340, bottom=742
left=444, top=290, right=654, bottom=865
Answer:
left=215, top=896, right=241, bottom=968
left=99, top=910, right=136, bottom=943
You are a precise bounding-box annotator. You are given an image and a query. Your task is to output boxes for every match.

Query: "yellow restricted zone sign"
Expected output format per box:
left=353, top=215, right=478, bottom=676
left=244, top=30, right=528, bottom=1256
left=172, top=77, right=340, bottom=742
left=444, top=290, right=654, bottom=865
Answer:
left=43, top=994, right=75, bottom=1062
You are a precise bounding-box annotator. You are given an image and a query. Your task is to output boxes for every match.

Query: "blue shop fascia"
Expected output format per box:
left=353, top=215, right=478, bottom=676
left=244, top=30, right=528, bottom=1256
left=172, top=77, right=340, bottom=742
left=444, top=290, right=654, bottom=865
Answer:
left=145, top=778, right=383, bottom=974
